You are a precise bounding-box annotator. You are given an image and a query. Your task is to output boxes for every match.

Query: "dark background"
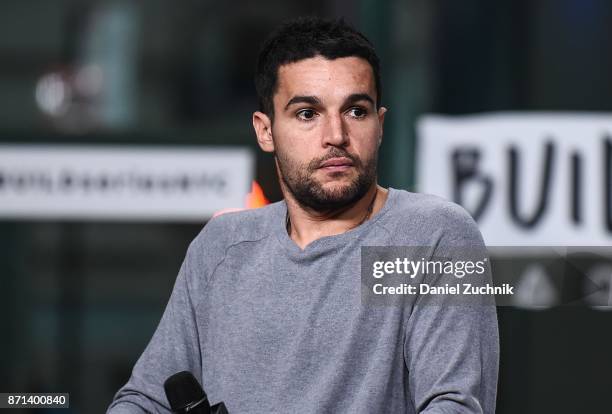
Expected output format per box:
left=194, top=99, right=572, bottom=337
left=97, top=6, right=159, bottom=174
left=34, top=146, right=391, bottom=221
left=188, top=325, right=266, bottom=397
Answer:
left=1, top=0, right=612, bottom=412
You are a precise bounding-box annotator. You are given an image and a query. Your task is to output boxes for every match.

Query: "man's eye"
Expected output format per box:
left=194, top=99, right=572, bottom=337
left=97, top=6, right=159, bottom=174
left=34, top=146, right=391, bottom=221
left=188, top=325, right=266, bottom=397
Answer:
left=296, top=109, right=317, bottom=121
left=347, top=107, right=367, bottom=118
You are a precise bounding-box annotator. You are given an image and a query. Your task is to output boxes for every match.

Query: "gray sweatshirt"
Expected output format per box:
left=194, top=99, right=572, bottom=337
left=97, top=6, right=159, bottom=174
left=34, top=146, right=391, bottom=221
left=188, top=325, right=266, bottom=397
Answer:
left=107, top=188, right=499, bottom=413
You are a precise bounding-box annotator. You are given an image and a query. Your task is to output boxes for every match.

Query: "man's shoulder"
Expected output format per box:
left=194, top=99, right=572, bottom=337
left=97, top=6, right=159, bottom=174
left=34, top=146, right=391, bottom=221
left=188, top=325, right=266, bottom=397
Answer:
left=192, top=201, right=282, bottom=250
left=181, top=203, right=282, bottom=279
left=381, top=189, right=481, bottom=245
left=389, top=189, right=476, bottom=227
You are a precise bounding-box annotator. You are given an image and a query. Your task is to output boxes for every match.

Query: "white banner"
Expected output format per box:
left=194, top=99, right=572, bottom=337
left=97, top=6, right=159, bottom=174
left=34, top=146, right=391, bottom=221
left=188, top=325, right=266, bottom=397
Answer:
left=0, top=145, right=254, bottom=221
left=417, top=113, right=612, bottom=245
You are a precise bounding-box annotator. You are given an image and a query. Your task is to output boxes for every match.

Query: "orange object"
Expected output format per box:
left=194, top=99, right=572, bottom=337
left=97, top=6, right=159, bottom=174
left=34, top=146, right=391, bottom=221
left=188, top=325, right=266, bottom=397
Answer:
left=246, top=181, right=269, bottom=208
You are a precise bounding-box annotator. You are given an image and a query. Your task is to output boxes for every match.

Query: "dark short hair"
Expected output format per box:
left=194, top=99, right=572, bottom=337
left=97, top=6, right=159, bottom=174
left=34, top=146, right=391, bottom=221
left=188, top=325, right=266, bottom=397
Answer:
left=255, top=16, right=382, bottom=119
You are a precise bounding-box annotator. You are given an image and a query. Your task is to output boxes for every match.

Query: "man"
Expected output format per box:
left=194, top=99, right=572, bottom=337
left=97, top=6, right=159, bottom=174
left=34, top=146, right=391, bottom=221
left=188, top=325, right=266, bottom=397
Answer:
left=108, top=17, right=499, bottom=413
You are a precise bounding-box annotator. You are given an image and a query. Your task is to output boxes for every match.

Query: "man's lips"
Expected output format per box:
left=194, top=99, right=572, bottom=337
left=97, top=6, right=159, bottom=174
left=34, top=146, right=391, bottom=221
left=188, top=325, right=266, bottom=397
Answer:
left=319, top=157, right=354, bottom=170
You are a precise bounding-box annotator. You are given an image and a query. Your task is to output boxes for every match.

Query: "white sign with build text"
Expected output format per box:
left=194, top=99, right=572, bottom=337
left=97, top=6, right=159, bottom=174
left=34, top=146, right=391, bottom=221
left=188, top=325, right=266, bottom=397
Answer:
left=417, top=113, right=612, bottom=245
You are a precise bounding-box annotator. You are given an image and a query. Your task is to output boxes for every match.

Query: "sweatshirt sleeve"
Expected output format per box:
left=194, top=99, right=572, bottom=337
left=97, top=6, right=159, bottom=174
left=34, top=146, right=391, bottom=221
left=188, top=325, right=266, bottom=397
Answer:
left=107, top=242, right=204, bottom=413
left=403, top=203, right=500, bottom=413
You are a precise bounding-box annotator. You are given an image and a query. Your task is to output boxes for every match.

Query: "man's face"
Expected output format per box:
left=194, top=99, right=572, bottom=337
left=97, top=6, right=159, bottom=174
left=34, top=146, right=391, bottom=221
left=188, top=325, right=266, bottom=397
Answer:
left=254, top=55, right=386, bottom=211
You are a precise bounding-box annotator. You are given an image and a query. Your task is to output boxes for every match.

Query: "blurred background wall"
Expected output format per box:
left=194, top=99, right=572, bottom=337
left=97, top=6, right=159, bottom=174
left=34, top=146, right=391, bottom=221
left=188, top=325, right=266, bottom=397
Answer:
left=1, top=0, right=611, bottom=412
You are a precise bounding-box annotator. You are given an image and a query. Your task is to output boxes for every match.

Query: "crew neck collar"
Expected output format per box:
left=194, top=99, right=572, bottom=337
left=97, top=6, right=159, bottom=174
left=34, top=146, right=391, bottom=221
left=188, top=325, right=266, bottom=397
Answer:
left=273, top=187, right=398, bottom=258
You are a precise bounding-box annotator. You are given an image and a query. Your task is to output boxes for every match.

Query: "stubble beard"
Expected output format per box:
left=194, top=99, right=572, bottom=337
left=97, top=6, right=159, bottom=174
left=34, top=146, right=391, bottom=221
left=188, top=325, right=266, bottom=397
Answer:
left=275, top=146, right=378, bottom=213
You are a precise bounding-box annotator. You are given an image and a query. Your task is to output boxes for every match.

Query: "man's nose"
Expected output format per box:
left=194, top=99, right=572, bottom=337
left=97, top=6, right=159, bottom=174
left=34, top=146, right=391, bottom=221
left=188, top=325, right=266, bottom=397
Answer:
left=322, top=113, right=348, bottom=147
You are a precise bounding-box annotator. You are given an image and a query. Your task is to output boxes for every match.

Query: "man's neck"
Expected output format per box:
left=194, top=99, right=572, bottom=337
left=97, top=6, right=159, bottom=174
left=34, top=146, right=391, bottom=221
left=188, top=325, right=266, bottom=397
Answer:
left=283, top=184, right=388, bottom=250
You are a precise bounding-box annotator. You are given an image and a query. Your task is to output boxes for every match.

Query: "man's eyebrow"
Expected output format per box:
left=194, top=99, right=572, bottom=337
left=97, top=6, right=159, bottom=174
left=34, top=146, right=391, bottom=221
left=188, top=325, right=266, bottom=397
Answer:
left=284, top=95, right=321, bottom=110
left=345, top=93, right=375, bottom=106
left=283, top=93, right=375, bottom=110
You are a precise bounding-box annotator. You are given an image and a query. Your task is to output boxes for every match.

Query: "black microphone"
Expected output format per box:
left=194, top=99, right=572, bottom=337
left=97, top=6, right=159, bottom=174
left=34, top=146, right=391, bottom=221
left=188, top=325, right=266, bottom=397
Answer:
left=164, top=371, right=210, bottom=413
left=164, top=371, right=229, bottom=414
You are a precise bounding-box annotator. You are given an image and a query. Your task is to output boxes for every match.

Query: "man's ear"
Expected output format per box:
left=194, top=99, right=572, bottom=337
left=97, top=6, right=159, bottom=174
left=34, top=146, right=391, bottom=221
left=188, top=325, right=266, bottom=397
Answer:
left=377, top=106, right=387, bottom=145
left=253, top=111, right=275, bottom=153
